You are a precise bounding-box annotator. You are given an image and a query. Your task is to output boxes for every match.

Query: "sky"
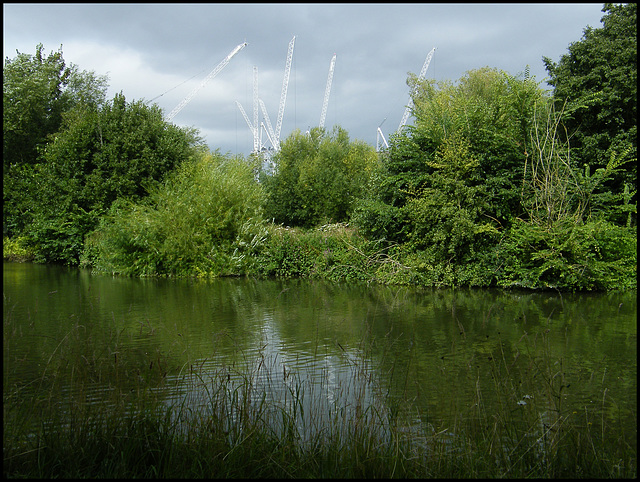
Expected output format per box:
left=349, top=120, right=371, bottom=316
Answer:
left=3, top=3, right=606, bottom=156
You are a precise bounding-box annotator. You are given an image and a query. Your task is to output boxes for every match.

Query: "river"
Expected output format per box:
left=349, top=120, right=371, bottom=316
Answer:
left=3, top=261, right=637, bottom=453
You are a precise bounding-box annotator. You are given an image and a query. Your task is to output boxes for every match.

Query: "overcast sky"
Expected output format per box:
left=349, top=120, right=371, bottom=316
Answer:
left=4, top=3, right=606, bottom=156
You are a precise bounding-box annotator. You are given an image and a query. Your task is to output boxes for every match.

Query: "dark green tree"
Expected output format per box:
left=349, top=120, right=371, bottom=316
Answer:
left=26, top=92, right=203, bottom=264
left=543, top=3, right=637, bottom=225
left=496, top=86, right=637, bottom=291
left=3, top=43, right=109, bottom=235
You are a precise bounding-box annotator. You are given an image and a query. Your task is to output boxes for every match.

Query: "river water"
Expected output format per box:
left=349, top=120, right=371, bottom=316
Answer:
left=3, top=261, right=637, bottom=450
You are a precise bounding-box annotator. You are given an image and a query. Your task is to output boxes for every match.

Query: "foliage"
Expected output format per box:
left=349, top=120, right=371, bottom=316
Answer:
left=2, top=235, right=36, bottom=262
left=543, top=3, right=637, bottom=224
left=353, top=68, right=545, bottom=245
left=411, top=68, right=545, bottom=226
left=497, top=79, right=637, bottom=292
left=523, top=98, right=636, bottom=228
left=87, top=151, right=266, bottom=277
left=351, top=59, right=637, bottom=291
left=3, top=18, right=637, bottom=293
left=353, top=68, right=544, bottom=288
left=3, top=43, right=109, bottom=236
left=3, top=43, right=108, bottom=170
left=262, top=126, right=380, bottom=228
left=350, top=195, right=405, bottom=244
left=258, top=223, right=403, bottom=284
left=400, top=134, right=499, bottom=262
left=25, top=93, right=203, bottom=265
left=497, top=218, right=636, bottom=291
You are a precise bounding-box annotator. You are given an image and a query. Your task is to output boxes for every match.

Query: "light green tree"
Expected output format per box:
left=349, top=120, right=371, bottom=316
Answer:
left=263, top=126, right=379, bottom=228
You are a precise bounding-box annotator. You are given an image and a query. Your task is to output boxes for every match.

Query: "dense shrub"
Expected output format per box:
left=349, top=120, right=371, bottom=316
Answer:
left=254, top=223, right=378, bottom=283
left=86, top=152, right=266, bottom=277
left=496, top=219, right=637, bottom=291
left=23, top=93, right=202, bottom=265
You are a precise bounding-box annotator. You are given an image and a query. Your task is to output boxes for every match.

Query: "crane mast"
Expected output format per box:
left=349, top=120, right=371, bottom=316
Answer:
left=275, top=36, right=295, bottom=145
left=166, top=41, right=247, bottom=121
left=319, top=53, right=336, bottom=129
left=376, top=118, right=389, bottom=152
left=397, top=47, right=435, bottom=133
left=260, top=122, right=276, bottom=151
left=252, top=66, right=260, bottom=153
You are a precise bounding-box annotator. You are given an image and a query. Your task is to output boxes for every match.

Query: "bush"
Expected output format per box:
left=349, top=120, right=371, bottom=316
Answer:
left=2, top=236, right=36, bottom=262
left=497, top=218, right=637, bottom=291
left=254, top=223, right=385, bottom=283
left=86, top=152, right=266, bottom=277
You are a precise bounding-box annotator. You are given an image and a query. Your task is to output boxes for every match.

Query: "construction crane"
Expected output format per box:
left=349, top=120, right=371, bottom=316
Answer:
left=166, top=41, right=247, bottom=122
left=236, top=37, right=294, bottom=154
left=376, top=118, right=389, bottom=152
left=259, top=99, right=277, bottom=150
left=252, top=66, right=260, bottom=153
left=397, top=47, right=435, bottom=133
left=260, top=122, right=276, bottom=151
left=274, top=36, right=295, bottom=146
left=319, top=53, right=336, bottom=129
left=237, top=71, right=278, bottom=154
left=235, top=100, right=257, bottom=148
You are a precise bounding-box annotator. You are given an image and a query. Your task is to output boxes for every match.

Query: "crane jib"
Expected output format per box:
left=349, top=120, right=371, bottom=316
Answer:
left=166, top=41, right=248, bottom=122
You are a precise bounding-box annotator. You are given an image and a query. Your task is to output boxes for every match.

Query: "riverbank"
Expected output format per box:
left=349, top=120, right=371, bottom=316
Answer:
left=5, top=217, right=638, bottom=292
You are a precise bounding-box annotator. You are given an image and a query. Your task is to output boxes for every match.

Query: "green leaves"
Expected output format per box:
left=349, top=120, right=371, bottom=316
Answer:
left=400, top=135, right=498, bottom=268
left=543, top=3, right=636, bottom=210
left=3, top=44, right=109, bottom=239
left=88, top=152, right=266, bottom=277
left=263, top=126, right=379, bottom=228
left=497, top=218, right=636, bottom=291
left=3, top=44, right=108, bottom=170
left=22, top=92, right=202, bottom=265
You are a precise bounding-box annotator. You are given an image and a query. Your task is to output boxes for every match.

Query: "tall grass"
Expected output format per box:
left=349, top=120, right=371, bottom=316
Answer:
left=4, top=312, right=636, bottom=478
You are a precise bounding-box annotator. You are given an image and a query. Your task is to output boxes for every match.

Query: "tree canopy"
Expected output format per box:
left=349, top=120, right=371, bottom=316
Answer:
left=3, top=43, right=109, bottom=171
left=543, top=2, right=636, bottom=221
left=3, top=44, right=109, bottom=236
left=25, top=92, right=204, bottom=264
left=262, top=126, right=380, bottom=228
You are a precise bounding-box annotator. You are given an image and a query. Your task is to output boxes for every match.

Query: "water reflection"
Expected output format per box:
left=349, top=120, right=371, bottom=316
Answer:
left=3, top=262, right=637, bottom=450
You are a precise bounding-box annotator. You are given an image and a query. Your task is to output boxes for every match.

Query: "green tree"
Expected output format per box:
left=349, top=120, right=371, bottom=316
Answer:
left=3, top=43, right=109, bottom=235
left=543, top=3, right=637, bottom=225
left=263, top=126, right=379, bottom=228
left=27, top=92, right=203, bottom=264
left=354, top=68, right=545, bottom=245
left=402, top=135, right=498, bottom=256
